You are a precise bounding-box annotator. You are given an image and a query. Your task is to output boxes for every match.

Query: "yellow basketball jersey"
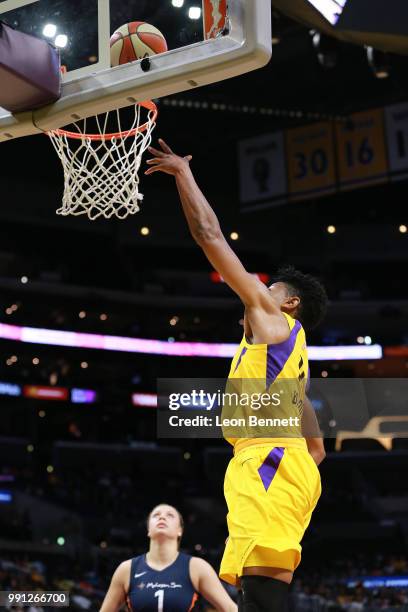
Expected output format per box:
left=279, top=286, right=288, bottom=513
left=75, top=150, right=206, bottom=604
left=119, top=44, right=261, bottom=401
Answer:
left=224, top=312, right=308, bottom=453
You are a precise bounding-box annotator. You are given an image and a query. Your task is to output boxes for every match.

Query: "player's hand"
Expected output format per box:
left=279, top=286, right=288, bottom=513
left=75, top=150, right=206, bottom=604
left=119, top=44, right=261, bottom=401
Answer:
left=145, top=139, right=192, bottom=176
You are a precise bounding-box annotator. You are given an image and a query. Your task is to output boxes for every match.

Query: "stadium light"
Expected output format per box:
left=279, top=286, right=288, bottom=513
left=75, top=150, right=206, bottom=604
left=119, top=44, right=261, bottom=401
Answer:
left=54, top=34, right=68, bottom=48
left=306, top=0, right=347, bottom=25
left=312, top=31, right=338, bottom=68
left=188, top=6, right=202, bottom=19
left=367, top=47, right=390, bottom=79
left=43, top=23, right=57, bottom=38
left=171, top=0, right=184, bottom=6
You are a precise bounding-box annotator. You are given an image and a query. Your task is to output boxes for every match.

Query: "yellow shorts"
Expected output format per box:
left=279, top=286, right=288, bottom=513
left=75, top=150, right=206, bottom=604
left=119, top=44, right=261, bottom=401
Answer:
left=219, top=443, right=321, bottom=586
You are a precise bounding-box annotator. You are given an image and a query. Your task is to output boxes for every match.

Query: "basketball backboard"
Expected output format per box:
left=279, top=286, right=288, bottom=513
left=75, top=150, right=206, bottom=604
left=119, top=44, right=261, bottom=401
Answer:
left=0, top=0, right=271, bottom=140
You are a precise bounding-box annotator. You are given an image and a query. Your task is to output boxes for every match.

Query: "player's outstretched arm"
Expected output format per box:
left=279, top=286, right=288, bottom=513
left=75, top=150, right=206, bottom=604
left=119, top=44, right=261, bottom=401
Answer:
left=99, top=561, right=128, bottom=612
left=190, top=557, right=237, bottom=612
left=145, top=139, right=275, bottom=310
left=302, top=396, right=326, bottom=466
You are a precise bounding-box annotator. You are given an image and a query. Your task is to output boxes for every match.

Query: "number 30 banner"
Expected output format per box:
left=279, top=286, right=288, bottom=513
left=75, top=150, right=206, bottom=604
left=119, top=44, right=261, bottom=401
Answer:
left=285, top=122, right=336, bottom=201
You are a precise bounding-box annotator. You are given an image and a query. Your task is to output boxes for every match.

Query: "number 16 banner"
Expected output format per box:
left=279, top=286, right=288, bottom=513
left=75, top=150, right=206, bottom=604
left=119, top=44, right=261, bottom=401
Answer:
left=285, top=122, right=336, bottom=201
left=335, top=108, right=388, bottom=191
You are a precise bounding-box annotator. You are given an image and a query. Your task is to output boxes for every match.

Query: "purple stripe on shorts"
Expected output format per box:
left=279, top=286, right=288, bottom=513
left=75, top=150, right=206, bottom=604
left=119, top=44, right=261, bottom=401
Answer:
left=266, top=320, right=302, bottom=387
left=258, top=447, right=285, bottom=491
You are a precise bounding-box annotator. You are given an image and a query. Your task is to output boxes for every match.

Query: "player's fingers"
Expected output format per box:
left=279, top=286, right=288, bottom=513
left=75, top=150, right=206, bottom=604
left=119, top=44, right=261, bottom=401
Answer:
left=185, top=155, right=193, bottom=162
left=144, top=165, right=164, bottom=175
left=158, top=139, right=174, bottom=154
left=148, top=146, right=165, bottom=157
left=145, top=158, right=161, bottom=165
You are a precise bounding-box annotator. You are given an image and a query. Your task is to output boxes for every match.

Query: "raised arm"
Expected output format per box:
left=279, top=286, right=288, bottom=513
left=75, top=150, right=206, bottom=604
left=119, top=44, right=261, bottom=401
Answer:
left=145, top=140, right=276, bottom=311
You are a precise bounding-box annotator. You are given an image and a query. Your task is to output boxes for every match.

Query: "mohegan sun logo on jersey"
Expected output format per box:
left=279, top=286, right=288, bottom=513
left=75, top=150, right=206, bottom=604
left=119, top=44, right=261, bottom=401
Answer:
left=145, top=582, right=182, bottom=589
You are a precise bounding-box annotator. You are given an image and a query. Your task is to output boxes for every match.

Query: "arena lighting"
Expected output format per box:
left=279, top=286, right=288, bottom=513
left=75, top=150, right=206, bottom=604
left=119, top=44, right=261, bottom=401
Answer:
left=132, top=393, right=158, bottom=407
left=0, top=322, right=383, bottom=360
left=42, top=23, right=57, bottom=38
left=311, top=31, right=338, bottom=68
left=0, top=491, right=12, bottom=503
left=23, top=385, right=69, bottom=401
left=71, top=388, right=97, bottom=404
left=188, top=6, right=202, bottom=20
left=366, top=46, right=390, bottom=79
left=306, top=0, right=348, bottom=25
left=0, top=382, right=21, bottom=396
left=347, top=576, right=408, bottom=589
left=54, top=34, right=68, bottom=48
left=171, top=0, right=184, bottom=6
left=0, top=382, right=96, bottom=404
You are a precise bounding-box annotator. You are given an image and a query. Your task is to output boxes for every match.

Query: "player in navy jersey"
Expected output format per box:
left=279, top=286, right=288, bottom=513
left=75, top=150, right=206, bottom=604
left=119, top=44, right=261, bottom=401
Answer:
left=100, top=503, right=237, bottom=612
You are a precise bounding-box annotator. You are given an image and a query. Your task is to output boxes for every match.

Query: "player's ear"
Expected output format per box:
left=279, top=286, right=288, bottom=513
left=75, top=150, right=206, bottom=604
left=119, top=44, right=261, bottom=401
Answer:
left=284, top=295, right=300, bottom=311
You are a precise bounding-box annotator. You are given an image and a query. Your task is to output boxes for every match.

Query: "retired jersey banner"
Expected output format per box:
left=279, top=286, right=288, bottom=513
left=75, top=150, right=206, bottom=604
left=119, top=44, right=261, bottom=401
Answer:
left=285, top=122, right=336, bottom=200
left=336, top=108, right=388, bottom=191
left=238, top=131, right=287, bottom=211
left=385, top=102, right=408, bottom=181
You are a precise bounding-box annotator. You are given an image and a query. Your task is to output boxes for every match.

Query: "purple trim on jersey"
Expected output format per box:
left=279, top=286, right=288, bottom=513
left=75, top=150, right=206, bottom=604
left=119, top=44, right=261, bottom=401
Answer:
left=266, top=320, right=302, bottom=386
left=258, top=447, right=285, bottom=491
left=233, top=346, right=247, bottom=374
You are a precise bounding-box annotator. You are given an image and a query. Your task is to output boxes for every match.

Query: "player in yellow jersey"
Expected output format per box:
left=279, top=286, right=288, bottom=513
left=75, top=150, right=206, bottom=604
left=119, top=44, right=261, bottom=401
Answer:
left=146, top=140, right=328, bottom=612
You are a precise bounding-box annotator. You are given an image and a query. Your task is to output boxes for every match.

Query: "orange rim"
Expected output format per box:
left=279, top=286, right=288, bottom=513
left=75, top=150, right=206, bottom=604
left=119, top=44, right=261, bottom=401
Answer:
left=50, top=100, right=157, bottom=141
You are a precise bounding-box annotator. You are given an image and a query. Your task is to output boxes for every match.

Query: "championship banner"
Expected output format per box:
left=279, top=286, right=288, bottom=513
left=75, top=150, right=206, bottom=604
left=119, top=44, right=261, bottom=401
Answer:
left=285, top=122, right=336, bottom=200
left=238, top=131, right=287, bottom=211
left=335, top=108, right=388, bottom=191
left=385, top=102, right=408, bottom=181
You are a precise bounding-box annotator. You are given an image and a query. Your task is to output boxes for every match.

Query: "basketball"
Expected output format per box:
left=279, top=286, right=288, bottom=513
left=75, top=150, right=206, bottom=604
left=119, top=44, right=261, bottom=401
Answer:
left=110, top=21, right=168, bottom=67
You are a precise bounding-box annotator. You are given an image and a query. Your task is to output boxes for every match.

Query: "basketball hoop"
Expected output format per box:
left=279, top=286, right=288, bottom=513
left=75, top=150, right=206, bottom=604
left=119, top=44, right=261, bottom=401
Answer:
left=48, top=100, right=157, bottom=220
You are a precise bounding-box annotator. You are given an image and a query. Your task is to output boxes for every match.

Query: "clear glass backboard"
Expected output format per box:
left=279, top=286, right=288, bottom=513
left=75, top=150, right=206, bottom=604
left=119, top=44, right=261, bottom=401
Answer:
left=0, top=0, right=271, bottom=139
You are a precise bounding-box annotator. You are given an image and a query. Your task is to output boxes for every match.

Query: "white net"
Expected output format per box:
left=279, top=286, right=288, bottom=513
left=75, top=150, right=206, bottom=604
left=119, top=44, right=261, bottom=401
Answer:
left=48, top=102, right=157, bottom=220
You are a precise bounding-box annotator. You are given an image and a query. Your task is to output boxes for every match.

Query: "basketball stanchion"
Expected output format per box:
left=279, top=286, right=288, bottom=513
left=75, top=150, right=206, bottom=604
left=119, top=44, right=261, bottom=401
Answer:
left=47, top=101, right=157, bottom=220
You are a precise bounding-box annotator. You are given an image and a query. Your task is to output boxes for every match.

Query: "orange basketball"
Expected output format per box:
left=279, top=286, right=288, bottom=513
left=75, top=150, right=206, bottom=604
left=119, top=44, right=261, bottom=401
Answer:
left=110, top=21, right=168, bottom=67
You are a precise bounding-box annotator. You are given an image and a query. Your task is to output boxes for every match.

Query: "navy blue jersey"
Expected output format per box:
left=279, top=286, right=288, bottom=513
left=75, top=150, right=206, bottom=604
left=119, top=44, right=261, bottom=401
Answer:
left=126, top=552, right=199, bottom=612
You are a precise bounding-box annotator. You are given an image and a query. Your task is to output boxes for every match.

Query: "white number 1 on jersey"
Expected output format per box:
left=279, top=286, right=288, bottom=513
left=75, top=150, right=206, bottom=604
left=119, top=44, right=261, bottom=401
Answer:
left=154, top=589, right=164, bottom=611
